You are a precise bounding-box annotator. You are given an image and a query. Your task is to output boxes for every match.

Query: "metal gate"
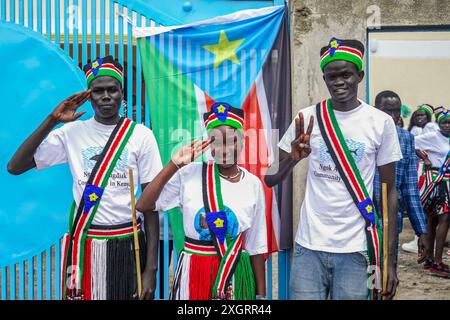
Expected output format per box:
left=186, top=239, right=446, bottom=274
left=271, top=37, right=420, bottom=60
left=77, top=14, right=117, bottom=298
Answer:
left=0, top=0, right=289, bottom=300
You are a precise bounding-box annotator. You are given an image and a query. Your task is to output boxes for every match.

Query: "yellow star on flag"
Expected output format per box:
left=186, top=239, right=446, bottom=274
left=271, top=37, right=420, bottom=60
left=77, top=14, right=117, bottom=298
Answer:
left=202, top=30, right=245, bottom=69
left=365, top=205, right=373, bottom=214
left=92, top=61, right=99, bottom=69
left=213, top=218, right=224, bottom=228
left=89, top=192, right=99, bottom=202
left=217, top=104, right=226, bottom=114
left=330, top=40, right=339, bottom=49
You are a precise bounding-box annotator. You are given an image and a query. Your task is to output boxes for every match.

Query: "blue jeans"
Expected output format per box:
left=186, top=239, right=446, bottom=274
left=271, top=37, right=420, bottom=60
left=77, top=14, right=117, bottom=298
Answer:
left=289, top=243, right=369, bottom=300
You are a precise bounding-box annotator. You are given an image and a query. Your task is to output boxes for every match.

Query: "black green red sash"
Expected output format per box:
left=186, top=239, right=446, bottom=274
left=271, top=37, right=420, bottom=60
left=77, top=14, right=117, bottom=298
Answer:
left=419, top=152, right=450, bottom=203
left=316, top=99, right=382, bottom=300
left=62, top=117, right=136, bottom=300
left=202, top=161, right=243, bottom=300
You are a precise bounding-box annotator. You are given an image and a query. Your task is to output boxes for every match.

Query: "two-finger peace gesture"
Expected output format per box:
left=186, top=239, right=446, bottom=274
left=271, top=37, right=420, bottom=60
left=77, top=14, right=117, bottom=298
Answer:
left=51, top=90, right=91, bottom=123
left=172, top=139, right=212, bottom=169
left=290, top=112, right=314, bottom=161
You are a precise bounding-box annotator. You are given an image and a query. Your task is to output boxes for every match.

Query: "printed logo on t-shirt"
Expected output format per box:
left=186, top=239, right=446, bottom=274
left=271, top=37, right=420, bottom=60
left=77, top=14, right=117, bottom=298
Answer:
left=319, top=138, right=365, bottom=164
left=314, top=138, right=366, bottom=182
left=82, top=146, right=129, bottom=169
left=194, top=206, right=239, bottom=241
left=78, top=147, right=131, bottom=188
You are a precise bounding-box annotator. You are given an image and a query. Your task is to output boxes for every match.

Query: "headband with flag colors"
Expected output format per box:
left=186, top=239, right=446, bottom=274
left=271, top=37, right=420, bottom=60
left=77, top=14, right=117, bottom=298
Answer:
left=437, top=107, right=450, bottom=124
left=83, top=55, right=124, bottom=88
left=417, top=104, right=434, bottom=117
left=203, top=102, right=244, bottom=131
left=320, top=37, right=365, bottom=72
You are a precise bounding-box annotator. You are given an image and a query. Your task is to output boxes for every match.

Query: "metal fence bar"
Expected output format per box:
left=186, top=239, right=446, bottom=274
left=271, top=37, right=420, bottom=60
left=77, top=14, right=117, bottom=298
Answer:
left=90, top=0, right=96, bottom=60
left=19, top=262, right=25, bottom=300
left=1, top=0, right=5, bottom=21
left=108, top=0, right=114, bottom=56
left=55, top=0, right=61, bottom=45
left=155, top=244, right=160, bottom=300
left=126, top=7, right=133, bottom=119
left=81, top=0, right=87, bottom=65
left=46, top=0, right=51, bottom=41
left=63, top=0, right=69, bottom=54
left=55, top=240, right=61, bottom=300
left=163, top=212, right=169, bottom=300
left=267, top=254, right=273, bottom=299
left=36, top=0, right=41, bottom=33
left=1, top=267, right=5, bottom=299
left=135, top=13, right=142, bottom=124
left=72, top=0, right=79, bottom=66
left=99, top=0, right=105, bottom=57
left=45, top=248, right=51, bottom=299
left=27, top=0, right=32, bottom=28
left=27, top=259, right=33, bottom=300
left=37, top=254, right=42, bottom=300
left=9, top=0, right=14, bottom=22
left=19, top=0, right=24, bottom=24
left=144, top=17, right=152, bottom=127
left=117, top=2, right=123, bottom=75
left=10, top=265, right=16, bottom=300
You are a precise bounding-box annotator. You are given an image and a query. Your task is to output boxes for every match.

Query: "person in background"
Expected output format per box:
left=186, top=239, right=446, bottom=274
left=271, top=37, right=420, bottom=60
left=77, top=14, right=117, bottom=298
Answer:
left=415, top=107, right=450, bottom=277
left=373, top=91, right=429, bottom=266
left=408, top=104, right=439, bottom=137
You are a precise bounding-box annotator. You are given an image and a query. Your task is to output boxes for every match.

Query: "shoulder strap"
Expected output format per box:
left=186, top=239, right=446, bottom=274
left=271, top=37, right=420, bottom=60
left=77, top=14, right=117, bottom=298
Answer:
left=63, top=117, right=136, bottom=299
left=201, top=161, right=244, bottom=299
left=315, top=99, right=382, bottom=300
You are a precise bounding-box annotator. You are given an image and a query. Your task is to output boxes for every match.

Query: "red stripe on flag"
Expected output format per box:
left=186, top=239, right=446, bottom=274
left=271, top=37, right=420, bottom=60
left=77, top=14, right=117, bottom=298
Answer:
left=240, top=84, right=278, bottom=254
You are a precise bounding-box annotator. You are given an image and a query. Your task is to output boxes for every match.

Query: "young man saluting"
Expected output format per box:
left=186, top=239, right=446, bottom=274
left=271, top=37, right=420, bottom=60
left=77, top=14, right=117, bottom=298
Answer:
left=265, top=38, right=402, bottom=300
left=8, top=56, right=162, bottom=300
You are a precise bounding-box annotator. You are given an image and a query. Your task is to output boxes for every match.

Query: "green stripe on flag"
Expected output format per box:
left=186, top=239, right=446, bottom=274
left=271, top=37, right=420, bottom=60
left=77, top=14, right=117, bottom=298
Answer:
left=138, top=38, right=203, bottom=254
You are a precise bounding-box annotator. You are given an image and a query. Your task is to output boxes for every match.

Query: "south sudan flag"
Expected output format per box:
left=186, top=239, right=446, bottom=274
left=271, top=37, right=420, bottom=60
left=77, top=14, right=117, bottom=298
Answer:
left=136, top=5, right=293, bottom=254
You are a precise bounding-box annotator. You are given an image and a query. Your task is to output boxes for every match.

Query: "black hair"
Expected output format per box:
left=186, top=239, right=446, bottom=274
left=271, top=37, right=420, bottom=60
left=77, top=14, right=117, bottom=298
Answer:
left=374, top=90, right=402, bottom=109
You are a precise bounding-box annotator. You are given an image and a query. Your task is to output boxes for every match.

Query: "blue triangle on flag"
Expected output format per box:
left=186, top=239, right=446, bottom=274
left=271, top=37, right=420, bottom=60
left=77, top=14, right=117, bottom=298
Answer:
left=205, top=211, right=228, bottom=244
left=82, top=184, right=104, bottom=214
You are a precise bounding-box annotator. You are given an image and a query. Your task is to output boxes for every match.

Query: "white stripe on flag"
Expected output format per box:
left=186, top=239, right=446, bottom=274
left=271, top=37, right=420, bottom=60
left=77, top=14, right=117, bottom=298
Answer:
left=255, top=71, right=274, bottom=165
left=194, top=85, right=213, bottom=160
left=134, top=6, right=283, bottom=38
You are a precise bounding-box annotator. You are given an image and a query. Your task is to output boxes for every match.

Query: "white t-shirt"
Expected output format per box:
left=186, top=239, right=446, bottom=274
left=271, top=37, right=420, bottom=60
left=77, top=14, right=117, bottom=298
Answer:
left=278, top=100, right=402, bottom=253
left=410, top=122, right=439, bottom=136
left=415, top=131, right=450, bottom=168
left=155, top=163, right=268, bottom=256
left=34, top=118, right=163, bottom=225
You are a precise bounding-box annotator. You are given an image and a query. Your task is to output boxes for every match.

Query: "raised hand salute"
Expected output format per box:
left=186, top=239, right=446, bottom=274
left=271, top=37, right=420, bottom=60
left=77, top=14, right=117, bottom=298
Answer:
left=50, top=90, right=90, bottom=123
left=136, top=139, right=212, bottom=213
left=7, top=90, right=91, bottom=174
left=171, top=139, right=213, bottom=169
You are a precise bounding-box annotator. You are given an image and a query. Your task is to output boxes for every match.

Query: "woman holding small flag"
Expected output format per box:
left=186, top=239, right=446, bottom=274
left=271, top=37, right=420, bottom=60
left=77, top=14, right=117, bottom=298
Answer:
left=415, top=107, right=450, bottom=277
left=136, top=103, right=267, bottom=300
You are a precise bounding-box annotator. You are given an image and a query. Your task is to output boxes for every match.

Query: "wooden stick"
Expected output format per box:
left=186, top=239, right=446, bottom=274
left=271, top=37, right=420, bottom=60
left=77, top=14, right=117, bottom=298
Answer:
left=129, top=169, right=142, bottom=298
left=381, top=182, right=389, bottom=299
